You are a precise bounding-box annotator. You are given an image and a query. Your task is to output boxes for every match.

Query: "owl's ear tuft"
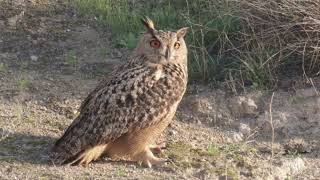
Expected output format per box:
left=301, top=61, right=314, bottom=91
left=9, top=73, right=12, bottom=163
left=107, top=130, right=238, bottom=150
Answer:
left=141, top=16, right=156, bottom=35
left=177, top=27, right=188, bottom=39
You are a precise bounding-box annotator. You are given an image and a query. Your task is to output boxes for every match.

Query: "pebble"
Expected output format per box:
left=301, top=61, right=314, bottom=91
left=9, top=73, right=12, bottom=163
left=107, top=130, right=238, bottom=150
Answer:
left=239, top=123, right=251, bottom=136
left=229, top=96, right=258, bottom=117
left=30, top=55, right=38, bottom=61
left=232, top=131, right=243, bottom=142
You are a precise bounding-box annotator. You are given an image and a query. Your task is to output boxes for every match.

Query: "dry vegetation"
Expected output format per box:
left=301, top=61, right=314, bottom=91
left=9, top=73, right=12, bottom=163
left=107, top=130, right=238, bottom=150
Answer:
left=232, top=0, right=320, bottom=88
left=76, top=0, right=320, bottom=89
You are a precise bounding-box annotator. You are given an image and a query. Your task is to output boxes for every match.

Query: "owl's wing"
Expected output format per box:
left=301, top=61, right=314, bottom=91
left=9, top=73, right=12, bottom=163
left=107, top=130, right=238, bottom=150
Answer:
left=53, top=62, right=187, bottom=163
left=78, top=63, right=124, bottom=112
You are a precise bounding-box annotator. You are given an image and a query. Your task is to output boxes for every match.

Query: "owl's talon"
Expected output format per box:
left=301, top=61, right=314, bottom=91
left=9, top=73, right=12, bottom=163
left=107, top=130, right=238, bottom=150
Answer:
left=149, top=143, right=166, bottom=154
left=136, top=147, right=167, bottom=168
left=143, top=157, right=166, bottom=168
left=144, top=160, right=152, bottom=168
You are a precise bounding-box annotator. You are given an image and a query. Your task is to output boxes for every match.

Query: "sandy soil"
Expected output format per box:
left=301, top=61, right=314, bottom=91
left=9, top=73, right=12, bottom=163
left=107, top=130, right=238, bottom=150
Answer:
left=0, top=1, right=319, bottom=179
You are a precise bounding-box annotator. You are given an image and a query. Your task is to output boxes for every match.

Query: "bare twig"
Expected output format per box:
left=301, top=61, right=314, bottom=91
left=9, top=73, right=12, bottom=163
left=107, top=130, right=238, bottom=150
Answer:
left=269, top=92, right=275, bottom=160
left=309, top=78, right=320, bottom=96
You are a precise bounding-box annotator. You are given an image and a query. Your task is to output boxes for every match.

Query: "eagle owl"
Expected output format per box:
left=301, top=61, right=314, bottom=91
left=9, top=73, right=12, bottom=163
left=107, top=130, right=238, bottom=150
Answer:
left=53, top=17, right=188, bottom=168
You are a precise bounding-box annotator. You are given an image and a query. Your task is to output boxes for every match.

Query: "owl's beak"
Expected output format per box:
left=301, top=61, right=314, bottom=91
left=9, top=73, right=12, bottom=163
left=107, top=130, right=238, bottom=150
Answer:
left=165, top=47, right=171, bottom=61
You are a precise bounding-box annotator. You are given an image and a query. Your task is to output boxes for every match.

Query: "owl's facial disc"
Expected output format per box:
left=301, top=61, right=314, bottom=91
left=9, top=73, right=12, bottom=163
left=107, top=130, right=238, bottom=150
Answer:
left=139, top=16, right=188, bottom=63
left=147, top=33, right=181, bottom=61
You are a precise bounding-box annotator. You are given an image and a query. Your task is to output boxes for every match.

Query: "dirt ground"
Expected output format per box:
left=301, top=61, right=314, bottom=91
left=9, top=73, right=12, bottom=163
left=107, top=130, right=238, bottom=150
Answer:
left=0, top=1, right=319, bottom=179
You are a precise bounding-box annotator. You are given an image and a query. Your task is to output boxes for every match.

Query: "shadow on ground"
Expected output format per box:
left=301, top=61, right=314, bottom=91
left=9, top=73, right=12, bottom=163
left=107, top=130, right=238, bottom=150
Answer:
left=0, top=128, right=170, bottom=168
left=0, top=128, right=56, bottom=165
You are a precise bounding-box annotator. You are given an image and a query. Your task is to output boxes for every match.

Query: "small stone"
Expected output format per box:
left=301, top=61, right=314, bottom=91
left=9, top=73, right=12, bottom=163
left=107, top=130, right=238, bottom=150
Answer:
left=39, top=106, right=47, bottom=111
left=30, top=55, right=38, bottom=61
left=229, top=96, right=258, bottom=117
left=239, top=123, right=251, bottom=136
left=168, top=129, right=177, bottom=136
left=232, top=131, right=243, bottom=142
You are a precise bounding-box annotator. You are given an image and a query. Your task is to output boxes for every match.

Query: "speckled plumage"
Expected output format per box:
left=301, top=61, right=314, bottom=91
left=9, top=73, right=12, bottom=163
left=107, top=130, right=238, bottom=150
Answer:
left=53, top=17, right=188, bottom=167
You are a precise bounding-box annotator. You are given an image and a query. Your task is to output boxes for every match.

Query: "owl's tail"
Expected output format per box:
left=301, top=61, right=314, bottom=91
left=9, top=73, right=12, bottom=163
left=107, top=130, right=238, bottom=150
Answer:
left=52, top=143, right=107, bottom=166
left=51, top=116, right=83, bottom=165
left=51, top=139, right=75, bottom=165
left=51, top=115, right=108, bottom=166
left=52, top=132, right=108, bottom=166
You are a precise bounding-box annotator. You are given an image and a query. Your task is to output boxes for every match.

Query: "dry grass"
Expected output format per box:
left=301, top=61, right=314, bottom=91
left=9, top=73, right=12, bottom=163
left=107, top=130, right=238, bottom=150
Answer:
left=269, top=92, right=275, bottom=160
left=75, top=0, right=320, bottom=89
left=232, top=0, right=320, bottom=88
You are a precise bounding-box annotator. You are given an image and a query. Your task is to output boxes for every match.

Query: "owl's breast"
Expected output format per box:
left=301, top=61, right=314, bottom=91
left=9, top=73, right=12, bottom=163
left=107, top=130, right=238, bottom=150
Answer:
left=123, top=62, right=187, bottom=130
left=87, top=62, right=187, bottom=136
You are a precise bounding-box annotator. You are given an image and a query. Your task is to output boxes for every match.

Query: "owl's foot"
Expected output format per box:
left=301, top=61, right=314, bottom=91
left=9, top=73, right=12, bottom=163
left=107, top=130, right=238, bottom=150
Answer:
left=143, top=157, right=166, bottom=168
left=142, top=149, right=166, bottom=168
left=134, top=147, right=167, bottom=168
left=149, top=143, right=166, bottom=154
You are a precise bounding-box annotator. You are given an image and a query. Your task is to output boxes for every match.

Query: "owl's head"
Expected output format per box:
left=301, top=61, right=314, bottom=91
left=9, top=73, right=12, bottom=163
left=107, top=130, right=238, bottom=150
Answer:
left=133, top=16, right=188, bottom=65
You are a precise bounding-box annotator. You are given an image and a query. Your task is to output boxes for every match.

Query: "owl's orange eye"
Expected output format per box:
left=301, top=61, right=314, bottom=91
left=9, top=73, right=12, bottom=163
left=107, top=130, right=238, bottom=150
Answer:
left=150, top=39, right=161, bottom=48
left=174, top=42, right=181, bottom=49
